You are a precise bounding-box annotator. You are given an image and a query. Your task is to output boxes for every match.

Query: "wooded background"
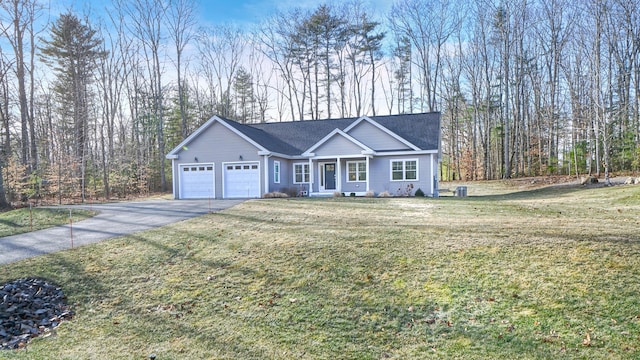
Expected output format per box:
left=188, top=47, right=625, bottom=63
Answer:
left=0, top=0, right=638, bottom=206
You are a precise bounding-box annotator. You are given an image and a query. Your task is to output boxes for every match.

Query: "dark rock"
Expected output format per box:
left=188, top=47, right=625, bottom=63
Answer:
left=0, top=278, right=73, bottom=350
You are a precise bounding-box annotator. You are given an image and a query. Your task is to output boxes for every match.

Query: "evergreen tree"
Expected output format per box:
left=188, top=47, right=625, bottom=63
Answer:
left=233, top=67, right=255, bottom=123
left=40, top=12, right=106, bottom=201
left=358, top=17, right=385, bottom=116
left=393, top=36, right=412, bottom=114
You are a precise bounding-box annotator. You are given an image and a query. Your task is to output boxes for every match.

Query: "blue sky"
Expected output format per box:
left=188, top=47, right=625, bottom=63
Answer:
left=198, top=0, right=278, bottom=25
left=55, top=0, right=393, bottom=28
left=197, top=0, right=393, bottom=26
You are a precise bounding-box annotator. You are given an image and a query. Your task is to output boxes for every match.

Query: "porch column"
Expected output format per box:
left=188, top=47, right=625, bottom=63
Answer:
left=336, top=157, right=341, bottom=193
left=308, top=157, right=314, bottom=194
left=366, top=156, right=370, bottom=192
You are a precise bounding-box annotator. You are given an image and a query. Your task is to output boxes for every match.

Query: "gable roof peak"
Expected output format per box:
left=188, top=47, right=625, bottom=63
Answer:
left=302, top=128, right=373, bottom=156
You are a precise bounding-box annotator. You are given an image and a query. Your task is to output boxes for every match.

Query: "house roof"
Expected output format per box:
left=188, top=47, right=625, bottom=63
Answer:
left=167, top=112, right=440, bottom=158
left=224, top=112, right=440, bottom=156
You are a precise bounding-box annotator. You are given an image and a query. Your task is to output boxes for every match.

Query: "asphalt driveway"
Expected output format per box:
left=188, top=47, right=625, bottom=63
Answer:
left=0, top=199, right=244, bottom=265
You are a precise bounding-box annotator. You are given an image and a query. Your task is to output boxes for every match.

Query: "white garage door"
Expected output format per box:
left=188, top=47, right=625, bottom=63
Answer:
left=224, top=162, right=260, bottom=198
left=180, top=164, right=214, bottom=199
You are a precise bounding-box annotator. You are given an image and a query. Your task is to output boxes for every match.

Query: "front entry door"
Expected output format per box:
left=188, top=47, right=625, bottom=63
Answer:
left=324, top=163, right=336, bottom=190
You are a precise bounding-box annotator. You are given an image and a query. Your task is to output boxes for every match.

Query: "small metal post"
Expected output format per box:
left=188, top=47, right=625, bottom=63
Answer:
left=29, top=203, right=33, bottom=232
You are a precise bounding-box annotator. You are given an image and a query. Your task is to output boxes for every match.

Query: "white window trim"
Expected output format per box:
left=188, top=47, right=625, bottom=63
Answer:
left=274, top=160, right=281, bottom=183
left=390, top=158, right=419, bottom=181
left=346, top=160, right=367, bottom=182
left=293, top=162, right=310, bottom=184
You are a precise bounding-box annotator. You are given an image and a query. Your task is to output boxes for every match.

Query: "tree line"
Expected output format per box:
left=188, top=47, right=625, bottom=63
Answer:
left=0, top=0, right=638, bottom=207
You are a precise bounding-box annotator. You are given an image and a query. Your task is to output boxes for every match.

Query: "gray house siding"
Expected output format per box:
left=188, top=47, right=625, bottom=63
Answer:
left=172, top=122, right=262, bottom=199
left=368, top=154, right=435, bottom=196
left=347, top=121, right=411, bottom=151
left=313, top=135, right=365, bottom=156
left=266, top=156, right=295, bottom=195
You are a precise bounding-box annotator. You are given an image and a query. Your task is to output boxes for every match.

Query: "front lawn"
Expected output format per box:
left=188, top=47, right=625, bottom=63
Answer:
left=0, top=208, right=95, bottom=238
left=1, top=181, right=639, bottom=359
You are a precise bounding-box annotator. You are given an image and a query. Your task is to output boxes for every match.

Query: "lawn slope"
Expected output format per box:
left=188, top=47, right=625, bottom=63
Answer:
left=1, top=182, right=639, bottom=359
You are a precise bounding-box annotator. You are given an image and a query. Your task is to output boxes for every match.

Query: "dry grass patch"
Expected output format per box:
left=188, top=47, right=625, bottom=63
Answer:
left=0, top=183, right=639, bottom=359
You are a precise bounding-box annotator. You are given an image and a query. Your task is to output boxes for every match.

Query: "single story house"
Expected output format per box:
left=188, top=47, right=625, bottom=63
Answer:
left=165, top=112, right=441, bottom=199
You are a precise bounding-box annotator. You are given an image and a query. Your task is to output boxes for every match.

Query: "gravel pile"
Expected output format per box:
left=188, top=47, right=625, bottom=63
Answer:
left=1, top=278, right=73, bottom=350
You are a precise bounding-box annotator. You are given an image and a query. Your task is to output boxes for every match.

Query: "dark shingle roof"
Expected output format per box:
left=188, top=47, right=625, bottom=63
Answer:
left=222, top=113, right=440, bottom=155
left=372, top=113, right=441, bottom=150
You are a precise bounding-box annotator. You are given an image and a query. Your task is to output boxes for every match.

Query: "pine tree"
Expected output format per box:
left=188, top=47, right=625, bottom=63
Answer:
left=393, top=36, right=412, bottom=114
left=233, top=67, right=255, bottom=123
left=40, top=12, right=106, bottom=202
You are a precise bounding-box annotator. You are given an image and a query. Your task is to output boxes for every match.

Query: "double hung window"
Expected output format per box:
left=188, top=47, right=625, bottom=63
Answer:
left=294, top=163, right=309, bottom=183
left=347, top=161, right=367, bottom=182
left=391, top=159, right=418, bottom=181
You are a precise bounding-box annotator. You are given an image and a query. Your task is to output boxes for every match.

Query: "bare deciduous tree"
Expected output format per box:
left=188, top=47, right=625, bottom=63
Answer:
left=116, top=0, right=168, bottom=191
left=166, top=0, right=196, bottom=139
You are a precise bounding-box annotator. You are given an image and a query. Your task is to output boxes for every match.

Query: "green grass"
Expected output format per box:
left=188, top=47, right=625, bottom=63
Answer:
left=1, top=181, right=639, bottom=359
left=0, top=208, right=96, bottom=237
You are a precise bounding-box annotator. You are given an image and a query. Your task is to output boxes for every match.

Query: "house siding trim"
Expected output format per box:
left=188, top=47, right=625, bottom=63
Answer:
left=308, top=153, right=371, bottom=160
left=372, top=149, right=438, bottom=156
left=263, top=154, right=270, bottom=195
left=171, top=159, right=177, bottom=199
left=431, top=153, right=439, bottom=197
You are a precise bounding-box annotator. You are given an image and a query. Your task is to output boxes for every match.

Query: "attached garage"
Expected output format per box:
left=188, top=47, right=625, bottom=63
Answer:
left=223, top=162, right=260, bottom=198
left=179, top=164, right=214, bottom=199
